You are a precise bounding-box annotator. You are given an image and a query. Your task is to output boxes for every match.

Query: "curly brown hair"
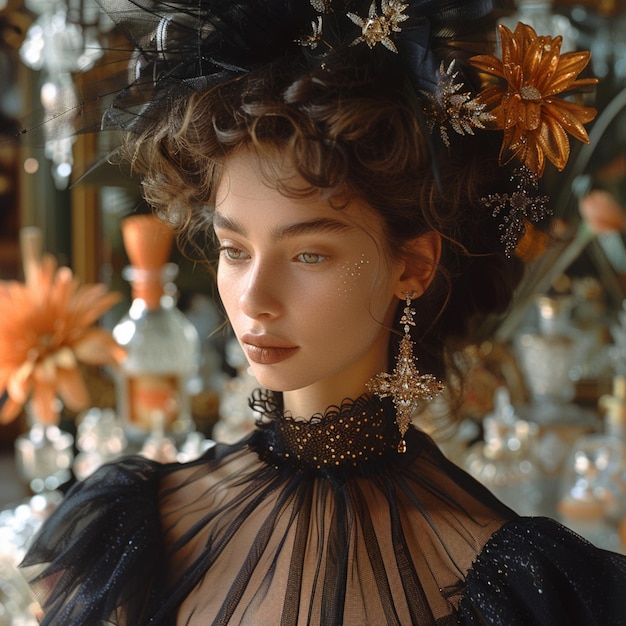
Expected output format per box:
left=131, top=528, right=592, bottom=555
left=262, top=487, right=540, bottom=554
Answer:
left=121, top=48, right=523, bottom=386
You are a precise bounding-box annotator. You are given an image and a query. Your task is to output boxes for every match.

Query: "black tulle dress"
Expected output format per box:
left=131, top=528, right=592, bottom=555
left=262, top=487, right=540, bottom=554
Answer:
left=21, top=392, right=626, bottom=625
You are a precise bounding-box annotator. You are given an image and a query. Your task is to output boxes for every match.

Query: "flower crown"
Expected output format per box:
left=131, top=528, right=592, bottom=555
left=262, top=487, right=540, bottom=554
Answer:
left=98, top=0, right=598, bottom=257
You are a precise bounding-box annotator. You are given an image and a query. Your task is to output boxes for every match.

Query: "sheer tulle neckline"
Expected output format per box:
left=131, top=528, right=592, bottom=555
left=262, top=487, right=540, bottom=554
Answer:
left=249, top=389, right=402, bottom=471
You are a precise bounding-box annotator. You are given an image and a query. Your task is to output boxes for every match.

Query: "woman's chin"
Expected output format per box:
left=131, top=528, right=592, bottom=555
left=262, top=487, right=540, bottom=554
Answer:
left=246, top=367, right=304, bottom=394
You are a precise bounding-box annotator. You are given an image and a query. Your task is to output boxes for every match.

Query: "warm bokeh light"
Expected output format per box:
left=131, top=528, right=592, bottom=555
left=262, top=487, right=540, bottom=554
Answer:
left=23, top=158, right=39, bottom=175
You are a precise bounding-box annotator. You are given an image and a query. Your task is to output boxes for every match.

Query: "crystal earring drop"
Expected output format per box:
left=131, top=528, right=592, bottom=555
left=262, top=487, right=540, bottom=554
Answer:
left=366, top=291, right=444, bottom=453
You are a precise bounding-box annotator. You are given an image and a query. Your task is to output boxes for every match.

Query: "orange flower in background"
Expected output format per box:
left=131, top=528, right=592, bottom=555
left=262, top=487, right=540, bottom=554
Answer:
left=470, top=22, right=598, bottom=176
left=0, top=255, right=123, bottom=425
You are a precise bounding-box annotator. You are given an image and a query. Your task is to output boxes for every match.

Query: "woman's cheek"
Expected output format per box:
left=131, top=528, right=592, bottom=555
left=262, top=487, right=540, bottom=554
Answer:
left=337, top=253, right=371, bottom=298
left=216, top=268, right=238, bottom=310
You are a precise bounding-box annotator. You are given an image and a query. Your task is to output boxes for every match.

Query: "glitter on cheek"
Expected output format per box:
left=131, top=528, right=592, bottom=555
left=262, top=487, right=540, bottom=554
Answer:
left=338, top=253, right=370, bottom=297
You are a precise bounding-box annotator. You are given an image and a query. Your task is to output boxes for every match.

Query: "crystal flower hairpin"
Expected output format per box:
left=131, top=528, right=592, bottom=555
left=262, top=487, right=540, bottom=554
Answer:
left=347, top=0, right=409, bottom=52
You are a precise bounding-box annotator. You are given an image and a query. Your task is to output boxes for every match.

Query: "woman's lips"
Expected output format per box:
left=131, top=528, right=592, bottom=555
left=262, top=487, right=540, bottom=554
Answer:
left=241, top=335, right=299, bottom=365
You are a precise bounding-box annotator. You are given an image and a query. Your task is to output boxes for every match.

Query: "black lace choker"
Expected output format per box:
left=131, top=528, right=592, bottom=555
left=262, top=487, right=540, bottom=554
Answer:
left=249, top=389, right=402, bottom=472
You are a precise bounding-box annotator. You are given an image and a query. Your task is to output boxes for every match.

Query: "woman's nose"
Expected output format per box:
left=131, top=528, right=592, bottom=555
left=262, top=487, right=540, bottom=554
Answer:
left=238, top=259, right=284, bottom=319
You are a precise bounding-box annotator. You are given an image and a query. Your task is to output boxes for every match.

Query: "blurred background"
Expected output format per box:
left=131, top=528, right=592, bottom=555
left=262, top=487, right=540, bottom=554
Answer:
left=2, top=1, right=626, bottom=620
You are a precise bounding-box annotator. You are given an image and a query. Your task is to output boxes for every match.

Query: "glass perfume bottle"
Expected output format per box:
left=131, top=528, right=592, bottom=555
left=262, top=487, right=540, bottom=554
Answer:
left=600, top=375, right=626, bottom=441
left=499, top=0, right=578, bottom=51
left=14, top=402, right=74, bottom=494
left=464, top=387, right=543, bottom=516
left=113, top=215, right=200, bottom=443
left=515, top=295, right=599, bottom=480
left=599, top=376, right=626, bottom=542
left=557, top=433, right=624, bottom=552
left=516, top=295, right=577, bottom=407
left=213, top=337, right=260, bottom=444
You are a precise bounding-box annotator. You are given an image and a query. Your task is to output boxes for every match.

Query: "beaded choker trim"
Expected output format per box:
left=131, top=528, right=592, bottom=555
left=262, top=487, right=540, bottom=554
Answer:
left=249, top=389, right=401, bottom=471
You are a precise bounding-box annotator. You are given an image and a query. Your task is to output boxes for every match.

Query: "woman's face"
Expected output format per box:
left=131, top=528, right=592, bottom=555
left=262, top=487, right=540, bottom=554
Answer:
left=214, top=148, right=405, bottom=412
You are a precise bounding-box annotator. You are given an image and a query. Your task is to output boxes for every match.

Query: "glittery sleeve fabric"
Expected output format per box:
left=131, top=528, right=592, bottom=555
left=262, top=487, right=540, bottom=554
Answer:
left=20, top=456, right=169, bottom=626
left=459, top=516, right=626, bottom=625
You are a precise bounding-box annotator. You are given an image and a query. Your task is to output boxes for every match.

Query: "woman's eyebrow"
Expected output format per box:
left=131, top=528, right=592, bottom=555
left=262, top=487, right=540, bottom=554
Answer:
left=272, top=218, right=354, bottom=241
left=213, top=212, right=246, bottom=235
left=213, top=213, right=354, bottom=240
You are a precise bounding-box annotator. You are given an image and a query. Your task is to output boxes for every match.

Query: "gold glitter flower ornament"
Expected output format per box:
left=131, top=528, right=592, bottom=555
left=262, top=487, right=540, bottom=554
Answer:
left=421, top=60, right=495, bottom=148
left=347, top=0, right=409, bottom=53
left=469, top=22, right=598, bottom=177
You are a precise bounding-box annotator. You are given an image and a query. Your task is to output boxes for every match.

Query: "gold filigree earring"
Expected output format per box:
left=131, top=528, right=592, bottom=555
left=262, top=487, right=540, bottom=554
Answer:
left=366, top=290, right=444, bottom=453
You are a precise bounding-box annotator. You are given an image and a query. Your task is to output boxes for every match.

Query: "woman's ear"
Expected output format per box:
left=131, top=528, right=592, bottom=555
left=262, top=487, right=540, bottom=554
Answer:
left=395, top=231, right=441, bottom=299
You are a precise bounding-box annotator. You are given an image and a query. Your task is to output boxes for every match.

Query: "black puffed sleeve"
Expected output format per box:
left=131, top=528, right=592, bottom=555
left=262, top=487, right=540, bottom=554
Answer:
left=20, top=456, right=169, bottom=626
left=459, top=516, right=626, bottom=625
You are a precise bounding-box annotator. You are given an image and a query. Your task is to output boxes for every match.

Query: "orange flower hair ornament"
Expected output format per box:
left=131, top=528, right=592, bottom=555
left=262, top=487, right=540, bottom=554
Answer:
left=469, top=22, right=598, bottom=177
left=0, top=250, right=123, bottom=426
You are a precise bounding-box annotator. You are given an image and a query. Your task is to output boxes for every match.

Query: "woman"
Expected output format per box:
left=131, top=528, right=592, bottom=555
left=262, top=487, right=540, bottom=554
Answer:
left=21, top=0, right=626, bottom=624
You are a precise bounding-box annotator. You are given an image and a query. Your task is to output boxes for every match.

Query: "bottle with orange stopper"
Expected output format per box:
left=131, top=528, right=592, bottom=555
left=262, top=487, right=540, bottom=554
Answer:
left=113, top=215, right=200, bottom=443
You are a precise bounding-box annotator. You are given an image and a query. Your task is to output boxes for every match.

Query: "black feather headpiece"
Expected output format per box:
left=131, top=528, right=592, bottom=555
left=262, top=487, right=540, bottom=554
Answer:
left=98, top=0, right=493, bottom=130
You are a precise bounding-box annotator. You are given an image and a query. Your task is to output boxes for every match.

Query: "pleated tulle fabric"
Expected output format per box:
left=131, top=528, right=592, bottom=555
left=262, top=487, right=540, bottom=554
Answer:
left=21, top=394, right=626, bottom=625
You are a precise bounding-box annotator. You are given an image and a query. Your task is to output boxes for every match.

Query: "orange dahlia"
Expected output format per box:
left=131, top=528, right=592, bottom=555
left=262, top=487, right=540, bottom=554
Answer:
left=470, top=22, right=598, bottom=176
left=0, top=255, right=123, bottom=425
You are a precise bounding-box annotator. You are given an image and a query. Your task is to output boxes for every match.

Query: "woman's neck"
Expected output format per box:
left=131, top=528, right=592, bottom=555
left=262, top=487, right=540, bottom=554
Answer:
left=282, top=378, right=370, bottom=418
left=280, top=334, right=391, bottom=418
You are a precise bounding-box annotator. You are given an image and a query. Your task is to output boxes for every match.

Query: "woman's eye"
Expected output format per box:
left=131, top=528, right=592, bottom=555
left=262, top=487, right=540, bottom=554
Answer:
left=220, top=246, right=248, bottom=261
left=297, top=252, right=326, bottom=265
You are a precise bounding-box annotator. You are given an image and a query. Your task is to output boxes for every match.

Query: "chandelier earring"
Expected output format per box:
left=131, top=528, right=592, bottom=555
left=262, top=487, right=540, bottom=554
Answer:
left=366, top=290, right=444, bottom=453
